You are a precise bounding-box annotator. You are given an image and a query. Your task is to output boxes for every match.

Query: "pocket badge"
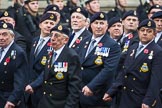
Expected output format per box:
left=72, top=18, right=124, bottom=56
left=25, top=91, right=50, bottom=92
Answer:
left=140, top=63, right=149, bottom=73
left=55, top=72, right=64, bottom=80
left=94, top=56, right=103, bottom=65
left=41, top=56, right=47, bottom=65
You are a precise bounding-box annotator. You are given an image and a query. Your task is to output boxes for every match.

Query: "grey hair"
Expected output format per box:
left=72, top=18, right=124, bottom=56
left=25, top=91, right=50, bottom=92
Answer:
left=8, top=30, right=15, bottom=36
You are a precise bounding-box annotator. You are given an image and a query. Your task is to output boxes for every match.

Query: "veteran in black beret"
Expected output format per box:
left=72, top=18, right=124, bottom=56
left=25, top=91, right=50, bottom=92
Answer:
left=0, top=10, right=28, bottom=52
left=25, top=24, right=81, bottom=108
left=118, top=10, right=139, bottom=53
left=0, top=22, right=28, bottom=108
left=25, top=12, right=57, bottom=108
left=103, top=19, right=162, bottom=108
left=44, top=4, right=68, bottom=25
left=77, top=11, right=121, bottom=108
left=68, top=7, right=91, bottom=50
left=151, top=11, right=162, bottom=59
left=122, top=10, right=138, bottom=20
left=147, top=5, right=162, bottom=19
left=108, top=17, right=123, bottom=41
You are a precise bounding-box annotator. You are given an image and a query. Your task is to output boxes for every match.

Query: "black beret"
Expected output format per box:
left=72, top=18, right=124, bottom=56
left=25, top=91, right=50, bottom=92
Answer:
left=0, top=10, right=15, bottom=20
left=151, top=11, right=162, bottom=19
left=138, top=19, right=156, bottom=30
left=147, top=5, right=162, bottom=14
left=70, top=7, right=88, bottom=18
left=50, top=24, right=69, bottom=36
left=122, top=10, right=138, bottom=20
left=90, top=12, right=107, bottom=23
left=0, top=21, right=14, bottom=30
left=85, top=0, right=94, bottom=4
left=108, top=17, right=122, bottom=29
left=40, top=13, right=57, bottom=23
left=43, top=4, right=60, bottom=14
left=24, top=0, right=38, bottom=4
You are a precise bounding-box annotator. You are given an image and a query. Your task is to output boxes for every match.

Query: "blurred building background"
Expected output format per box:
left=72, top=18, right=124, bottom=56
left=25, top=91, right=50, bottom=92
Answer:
left=0, top=0, right=146, bottom=13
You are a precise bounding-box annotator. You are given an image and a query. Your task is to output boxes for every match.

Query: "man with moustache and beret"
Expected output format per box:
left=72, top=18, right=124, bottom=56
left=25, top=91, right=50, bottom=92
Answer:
left=77, top=12, right=121, bottom=108
left=103, top=19, right=162, bottom=108
left=25, top=24, right=81, bottom=108
left=0, top=22, right=28, bottom=108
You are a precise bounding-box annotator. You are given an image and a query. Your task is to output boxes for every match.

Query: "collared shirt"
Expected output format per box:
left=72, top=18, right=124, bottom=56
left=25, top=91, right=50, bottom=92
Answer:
left=53, top=45, right=65, bottom=61
left=154, top=32, right=162, bottom=43
left=85, top=35, right=104, bottom=57
left=69, top=27, right=86, bottom=47
left=35, top=36, right=50, bottom=52
left=120, top=32, right=132, bottom=43
left=0, top=40, right=14, bottom=62
left=138, top=39, right=154, bottom=53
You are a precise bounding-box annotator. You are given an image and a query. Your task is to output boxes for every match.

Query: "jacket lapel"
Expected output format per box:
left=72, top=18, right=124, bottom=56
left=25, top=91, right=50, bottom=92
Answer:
left=127, top=41, right=155, bottom=70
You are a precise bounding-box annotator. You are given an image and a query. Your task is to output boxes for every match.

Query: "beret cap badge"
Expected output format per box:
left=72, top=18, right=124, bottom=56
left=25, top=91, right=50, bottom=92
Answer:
left=148, top=21, right=151, bottom=27
left=3, top=23, right=7, bottom=28
left=53, top=7, right=56, bottom=10
left=58, top=25, right=62, bottom=30
left=134, top=11, right=137, bottom=15
left=4, top=11, right=8, bottom=16
left=100, top=13, right=104, bottom=18
left=76, top=8, right=81, bottom=12
left=50, top=14, right=54, bottom=19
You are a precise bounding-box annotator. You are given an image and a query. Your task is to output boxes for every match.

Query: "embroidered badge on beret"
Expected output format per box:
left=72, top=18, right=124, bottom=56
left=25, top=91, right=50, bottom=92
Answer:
left=134, top=11, right=137, bottom=16
left=100, top=13, right=104, bottom=18
left=3, top=23, right=7, bottom=28
left=50, top=14, right=54, bottom=19
left=4, top=11, right=8, bottom=16
left=147, top=21, right=151, bottom=27
left=76, top=8, right=81, bottom=12
left=53, top=7, right=56, bottom=10
left=58, top=25, right=62, bottom=30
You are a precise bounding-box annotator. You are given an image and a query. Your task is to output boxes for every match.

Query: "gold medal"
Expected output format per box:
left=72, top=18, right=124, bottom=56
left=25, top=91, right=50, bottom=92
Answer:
left=140, top=63, right=149, bottom=72
left=94, top=56, right=103, bottom=65
left=41, top=56, right=47, bottom=65
left=55, top=72, right=64, bottom=80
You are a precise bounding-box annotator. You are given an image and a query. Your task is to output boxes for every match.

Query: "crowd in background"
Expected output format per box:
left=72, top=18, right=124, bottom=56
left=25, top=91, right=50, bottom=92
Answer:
left=0, top=0, right=162, bottom=108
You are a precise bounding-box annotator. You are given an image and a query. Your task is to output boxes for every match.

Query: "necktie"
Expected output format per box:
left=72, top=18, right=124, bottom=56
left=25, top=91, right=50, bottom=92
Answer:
left=0, top=48, right=4, bottom=60
left=68, top=33, right=75, bottom=46
left=51, top=52, right=57, bottom=65
left=135, top=44, right=144, bottom=58
left=85, top=39, right=96, bottom=57
left=35, top=38, right=45, bottom=57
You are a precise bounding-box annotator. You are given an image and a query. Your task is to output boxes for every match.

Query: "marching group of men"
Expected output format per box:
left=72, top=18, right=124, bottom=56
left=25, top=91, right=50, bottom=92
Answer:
left=1, top=0, right=162, bottom=108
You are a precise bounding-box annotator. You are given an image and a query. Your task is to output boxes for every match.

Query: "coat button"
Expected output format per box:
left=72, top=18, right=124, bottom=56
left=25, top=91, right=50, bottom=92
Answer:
left=131, top=89, right=134, bottom=92
left=1, top=81, right=4, bottom=84
left=50, top=82, right=53, bottom=85
left=4, top=71, right=7, bottom=74
left=43, top=92, right=46, bottom=95
left=44, top=81, right=47, bottom=84
left=124, top=75, right=127, bottom=78
left=123, top=86, right=126, bottom=90
left=133, top=78, right=136, bottom=81
left=81, top=67, right=84, bottom=70
left=123, top=66, right=125, bottom=69
left=49, top=94, right=52, bottom=96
